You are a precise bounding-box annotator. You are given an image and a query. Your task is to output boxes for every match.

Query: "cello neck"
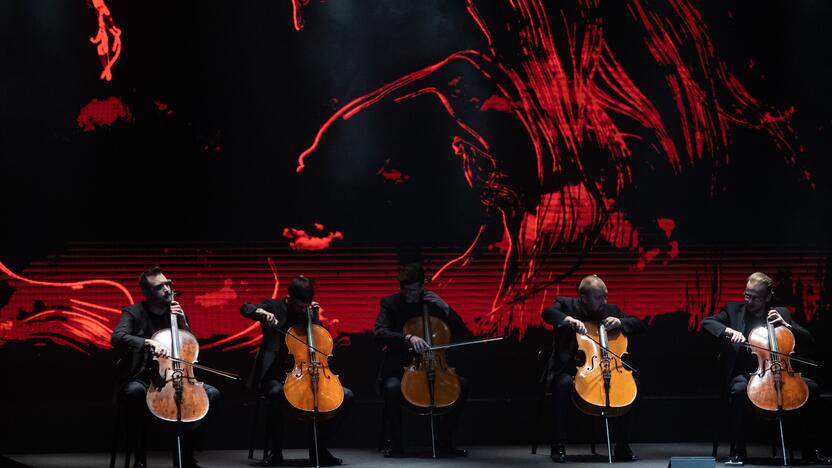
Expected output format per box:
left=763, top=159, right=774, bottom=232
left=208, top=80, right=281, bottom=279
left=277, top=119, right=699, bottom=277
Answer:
left=767, top=319, right=780, bottom=361
left=307, top=307, right=318, bottom=365
left=169, top=306, right=181, bottom=361
left=422, top=305, right=432, bottom=347
left=598, top=322, right=609, bottom=359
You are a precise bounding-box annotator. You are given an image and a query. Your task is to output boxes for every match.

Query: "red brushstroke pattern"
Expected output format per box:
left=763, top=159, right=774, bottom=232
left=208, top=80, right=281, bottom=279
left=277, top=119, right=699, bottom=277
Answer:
left=0, top=245, right=827, bottom=353
left=283, top=226, right=344, bottom=250
left=377, top=159, right=410, bottom=184
left=293, top=0, right=809, bottom=335
left=291, top=0, right=311, bottom=31
left=77, top=96, right=132, bottom=131
left=88, top=0, right=122, bottom=81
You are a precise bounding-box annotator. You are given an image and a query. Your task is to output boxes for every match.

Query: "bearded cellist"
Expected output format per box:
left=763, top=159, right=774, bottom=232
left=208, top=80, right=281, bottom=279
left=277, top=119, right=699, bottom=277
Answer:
left=702, top=272, right=829, bottom=465
left=373, top=263, right=471, bottom=458
left=111, top=267, right=221, bottom=468
left=541, top=274, right=645, bottom=463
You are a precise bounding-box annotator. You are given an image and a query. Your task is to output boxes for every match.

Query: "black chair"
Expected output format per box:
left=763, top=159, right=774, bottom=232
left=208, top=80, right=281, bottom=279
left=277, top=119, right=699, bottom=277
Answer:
left=710, top=352, right=793, bottom=462
left=109, top=383, right=148, bottom=468
left=530, top=348, right=600, bottom=457
left=247, top=394, right=272, bottom=461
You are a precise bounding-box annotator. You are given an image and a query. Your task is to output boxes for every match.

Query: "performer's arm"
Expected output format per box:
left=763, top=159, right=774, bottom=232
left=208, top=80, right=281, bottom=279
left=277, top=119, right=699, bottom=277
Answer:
left=111, top=308, right=147, bottom=350
left=241, top=300, right=278, bottom=326
left=374, top=299, right=407, bottom=350
left=609, top=307, right=647, bottom=335
left=701, top=307, right=731, bottom=338
left=541, top=300, right=567, bottom=326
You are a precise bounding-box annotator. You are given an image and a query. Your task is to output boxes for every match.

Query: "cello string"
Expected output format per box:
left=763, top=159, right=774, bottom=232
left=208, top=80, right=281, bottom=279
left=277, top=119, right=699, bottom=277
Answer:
left=739, top=342, right=820, bottom=367
left=579, top=333, right=638, bottom=372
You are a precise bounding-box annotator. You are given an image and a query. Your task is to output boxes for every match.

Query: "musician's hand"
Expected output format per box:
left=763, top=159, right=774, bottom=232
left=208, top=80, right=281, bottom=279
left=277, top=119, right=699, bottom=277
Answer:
left=423, top=291, right=450, bottom=317
left=603, top=316, right=622, bottom=331
left=724, top=327, right=747, bottom=344
left=407, top=335, right=431, bottom=353
left=145, top=339, right=170, bottom=358
left=255, top=308, right=279, bottom=326
left=564, top=316, right=587, bottom=334
left=767, top=310, right=790, bottom=328
left=170, top=301, right=185, bottom=316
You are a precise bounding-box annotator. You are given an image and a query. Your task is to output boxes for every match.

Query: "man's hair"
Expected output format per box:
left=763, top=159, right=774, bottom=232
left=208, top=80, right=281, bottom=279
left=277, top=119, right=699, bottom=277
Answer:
left=397, top=263, right=426, bottom=285
left=578, top=274, right=607, bottom=295
left=288, top=276, right=315, bottom=302
left=139, top=266, right=163, bottom=290
left=746, top=272, right=774, bottom=292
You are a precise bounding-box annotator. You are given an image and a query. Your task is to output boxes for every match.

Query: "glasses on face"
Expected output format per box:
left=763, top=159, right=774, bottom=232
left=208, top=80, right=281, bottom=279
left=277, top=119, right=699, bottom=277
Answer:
left=743, top=292, right=766, bottom=303
left=151, top=280, right=173, bottom=292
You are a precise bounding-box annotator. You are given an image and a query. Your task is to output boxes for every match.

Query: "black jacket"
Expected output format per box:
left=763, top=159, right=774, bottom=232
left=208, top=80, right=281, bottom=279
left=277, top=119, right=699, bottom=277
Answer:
left=701, top=302, right=813, bottom=384
left=240, top=297, right=322, bottom=391
left=373, top=292, right=470, bottom=383
left=540, top=297, right=646, bottom=387
left=111, top=302, right=191, bottom=382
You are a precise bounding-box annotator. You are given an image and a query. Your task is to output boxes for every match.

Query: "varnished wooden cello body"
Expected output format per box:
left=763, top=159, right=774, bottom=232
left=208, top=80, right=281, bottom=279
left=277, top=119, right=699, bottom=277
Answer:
left=401, top=314, right=461, bottom=409
left=744, top=316, right=809, bottom=466
left=573, top=321, right=637, bottom=417
left=283, top=304, right=344, bottom=467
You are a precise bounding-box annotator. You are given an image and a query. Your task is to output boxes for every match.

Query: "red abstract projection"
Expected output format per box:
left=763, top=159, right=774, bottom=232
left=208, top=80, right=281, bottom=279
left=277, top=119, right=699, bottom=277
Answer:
left=294, top=0, right=809, bottom=334
left=0, top=247, right=827, bottom=353
left=77, top=96, right=133, bottom=131
left=88, top=0, right=122, bottom=81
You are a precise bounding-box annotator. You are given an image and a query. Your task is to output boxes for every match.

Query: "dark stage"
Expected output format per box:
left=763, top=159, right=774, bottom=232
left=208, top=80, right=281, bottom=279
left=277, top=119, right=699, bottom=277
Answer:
left=6, top=444, right=832, bottom=468
left=1, top=0, right=831, bottom=465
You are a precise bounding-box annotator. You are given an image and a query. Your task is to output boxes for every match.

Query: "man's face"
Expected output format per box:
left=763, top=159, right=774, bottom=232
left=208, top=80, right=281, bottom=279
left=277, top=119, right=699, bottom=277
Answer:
left=288, top=296, right=311, bottom=315
left=401, top=282, right=424, bottom=304
left=143, top=273, right=173, bottom=304
left=743, top=282, right=771, bottom=314
left=580, top=287, right=608, bottom=313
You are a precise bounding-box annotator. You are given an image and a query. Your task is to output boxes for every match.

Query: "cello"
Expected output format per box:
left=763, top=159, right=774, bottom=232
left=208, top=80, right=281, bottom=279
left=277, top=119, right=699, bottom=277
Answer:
left=283, top=303, right=344, bottom=467
left=744, top=311, right=811, bottom=466
left=400, top=304, right=503, bottom=458
left=572, top=318, right=637, bottom=463
left=145, top=291, right=239, bottom=466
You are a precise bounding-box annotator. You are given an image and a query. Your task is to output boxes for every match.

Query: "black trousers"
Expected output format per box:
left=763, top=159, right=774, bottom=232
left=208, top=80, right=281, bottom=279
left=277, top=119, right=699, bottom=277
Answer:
left=728, top=374, right=821, bottom=453
left=549, top=372, right=636, bottom=447
left=261, top=379, right=354, bottom=454
left=381, top=375, right=469, bottom=449
left=120, top=379, right=221, bottom=462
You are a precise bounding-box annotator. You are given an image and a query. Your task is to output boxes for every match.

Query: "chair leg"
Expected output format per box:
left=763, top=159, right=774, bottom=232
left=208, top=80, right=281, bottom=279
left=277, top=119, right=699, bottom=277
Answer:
left=262, top=398, right=270, bottom=461
left=378, top=401, right=388, bottom=451
left=248, top=397, right=261, bottom=460
left=531, top=390, right=548, bottom=454
left=110, top=400, right=121, bottom=468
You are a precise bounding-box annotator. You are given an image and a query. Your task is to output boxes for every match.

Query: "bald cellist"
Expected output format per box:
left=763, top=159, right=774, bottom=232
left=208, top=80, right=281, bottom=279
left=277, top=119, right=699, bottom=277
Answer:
left=541, top=275, right=646, bottom=463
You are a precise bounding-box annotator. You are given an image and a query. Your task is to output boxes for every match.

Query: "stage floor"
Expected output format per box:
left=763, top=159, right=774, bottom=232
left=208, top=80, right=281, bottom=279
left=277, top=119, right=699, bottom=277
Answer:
left=5, top=443, right=824, bottom=467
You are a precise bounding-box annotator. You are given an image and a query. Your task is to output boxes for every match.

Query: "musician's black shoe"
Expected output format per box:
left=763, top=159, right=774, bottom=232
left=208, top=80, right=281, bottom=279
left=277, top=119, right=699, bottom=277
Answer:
left=382, top=439, right=405, bottom=458
left=550, top=444, right=567, bottom=463
left=803, top=448, right=832, bottom=465
left=613, top=444, right=638, bottom=462
left=309, top=448, right=343, bottom=466
left=182, top=455, right=203, bottom=468
left=725, top=450, right=746, bottom=466
left=382, top=446, right=405, bottom=458
left=131, top=460, right=146, bottom=468
left=263, top=450, right=284, bottom=466
left=438, top=445, right=468, bottom=457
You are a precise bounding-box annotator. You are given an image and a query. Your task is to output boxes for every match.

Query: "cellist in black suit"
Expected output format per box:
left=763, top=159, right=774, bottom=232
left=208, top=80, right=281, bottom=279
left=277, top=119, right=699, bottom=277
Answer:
left=241, top=276, right=353, bottom=466
left=702, top=272, right=829, bottom=465
left=541, top=274, right=646, bottom=463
